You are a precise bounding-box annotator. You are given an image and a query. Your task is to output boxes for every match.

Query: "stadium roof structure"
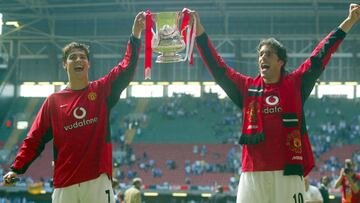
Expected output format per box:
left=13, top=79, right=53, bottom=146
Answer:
left=0, top=0, right=358, bottom=41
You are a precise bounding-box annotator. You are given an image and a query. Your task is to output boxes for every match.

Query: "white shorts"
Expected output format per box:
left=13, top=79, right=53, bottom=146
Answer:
left=52, top=173, right=115, bottom=203
left=237, top=170, right=305, bottom=203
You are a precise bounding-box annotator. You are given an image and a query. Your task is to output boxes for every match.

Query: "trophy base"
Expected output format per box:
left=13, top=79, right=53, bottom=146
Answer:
left=155, top=52, right=183, bottom=63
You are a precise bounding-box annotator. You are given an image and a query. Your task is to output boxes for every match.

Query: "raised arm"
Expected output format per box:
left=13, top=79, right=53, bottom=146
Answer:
left=339, top=3, right=360, bottom=33
left=100, top=12, right=145, bottom=108
left=294, top=4, right=359, bottom=102
left=334, top=169, right=344, bottom=189
left=190, top=11, right=248, bottom=109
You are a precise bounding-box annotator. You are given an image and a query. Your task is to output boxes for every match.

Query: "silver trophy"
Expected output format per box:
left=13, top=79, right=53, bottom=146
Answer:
left=151, top=12, right=186, bottom=63
left=144, top=9, right=195, bottom=79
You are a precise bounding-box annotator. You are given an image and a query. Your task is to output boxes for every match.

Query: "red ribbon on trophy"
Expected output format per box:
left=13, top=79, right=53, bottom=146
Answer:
left=181, top=8, right=195, bottom=65
left=145, top=10, right=153, bottom=80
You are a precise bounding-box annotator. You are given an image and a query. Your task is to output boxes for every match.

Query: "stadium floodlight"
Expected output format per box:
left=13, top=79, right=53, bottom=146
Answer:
left=0, top=13, right=3, bottom=35
left=172, top=193, right=187, bottom=197
left=143, top=192, right=159, bottom=197
left=201, top=193, right=212, bottom=197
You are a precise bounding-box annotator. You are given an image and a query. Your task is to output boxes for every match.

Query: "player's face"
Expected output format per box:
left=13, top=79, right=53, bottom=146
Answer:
left=63, top=48, right=90, bottom=80
left=258, top=45, right=283, bottom=84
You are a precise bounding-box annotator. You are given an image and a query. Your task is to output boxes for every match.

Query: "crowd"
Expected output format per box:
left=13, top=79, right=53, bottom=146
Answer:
left=0, top=95, right=359, bottom=197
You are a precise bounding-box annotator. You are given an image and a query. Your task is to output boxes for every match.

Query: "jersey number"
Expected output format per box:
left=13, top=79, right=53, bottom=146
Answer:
left=292, top=193, right=304, bottom=203
left=105, top=189, right=110, bottom=203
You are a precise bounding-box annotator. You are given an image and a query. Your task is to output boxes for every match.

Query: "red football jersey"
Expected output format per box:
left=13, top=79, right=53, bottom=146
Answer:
left=11, top=36, right=141, bottom=188
left=196, top=28, right=346, bottom=173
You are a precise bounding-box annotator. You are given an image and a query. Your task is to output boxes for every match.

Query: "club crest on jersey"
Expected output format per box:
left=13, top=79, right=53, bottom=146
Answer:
left=286, top=130, right=302, bottom=154
left=88, top=92, right=97, bottom=101
left=73, top=107, right=86, bottom=119
left=246, top=101, right=260, bottom=123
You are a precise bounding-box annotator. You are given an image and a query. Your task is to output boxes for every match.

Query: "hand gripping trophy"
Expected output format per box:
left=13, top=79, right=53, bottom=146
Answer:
left=144, top=8, right=196, bottom=79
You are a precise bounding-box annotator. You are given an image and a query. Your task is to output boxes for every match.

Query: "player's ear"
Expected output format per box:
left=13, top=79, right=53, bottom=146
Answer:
left=278, top=59, right=284, bottom=67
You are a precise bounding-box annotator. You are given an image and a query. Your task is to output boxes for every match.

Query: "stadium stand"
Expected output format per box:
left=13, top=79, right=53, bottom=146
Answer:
left=1, top=96, right=359, bottom=190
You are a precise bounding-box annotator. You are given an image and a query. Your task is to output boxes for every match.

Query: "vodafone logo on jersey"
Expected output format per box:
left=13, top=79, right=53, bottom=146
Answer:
left=263, top=95, right=282, bottom=114
left=73, top=107, right=87, bottom=119
left=64, top=106, right=98, bottom=131
left=265, top=96, right=279, bottom=106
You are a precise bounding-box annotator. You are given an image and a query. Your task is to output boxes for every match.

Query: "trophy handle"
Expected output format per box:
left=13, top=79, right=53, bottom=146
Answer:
left=180, top=8, right=196, bottom=64
left=151, top=28, right=159, bottom=50
left=151, top=28, right=157, bottom=38
left=151, top=14, right=158, bottom=36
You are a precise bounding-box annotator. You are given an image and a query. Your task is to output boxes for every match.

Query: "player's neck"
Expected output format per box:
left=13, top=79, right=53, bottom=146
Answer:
left=67, top=80, right=89, bottom=90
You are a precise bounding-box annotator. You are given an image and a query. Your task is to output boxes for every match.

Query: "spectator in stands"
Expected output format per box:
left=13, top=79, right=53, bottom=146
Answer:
left=2, top=12, right=146, bottom=203
left=113, top=178, right=123, bottom=203
left=210, top=185, right=227, bottom=203
left=151, top=167, right=162, bottom=178
left=185, top=177, right=192, bottom=185
left=124, top=177, right=142, bottom=203
left=304, top=176, right=323, bottom=203
left=193, top=145, right=199, bottom=154
left=189, top=3, right=360, bottom=203
left=148, top=159, right=156, bottom=168
left=115, top=190, right=123, bottom=203
left=138, top=162, right=147, bottom=171
left=4, top=117, right=13, bottom=128
left=228, top=176, right=238, bottom=192
left=166, top=159, right=176, bottom=170
left=334, top=159, right=360, bottom=203
left=200, top=144, right=207, bottom=157
left=127, top=170, right=137, bottom=180
left=318, top=176, right=330, bottom=203
left=185, top=161, right=192, bottom=175
left=143, top=151, right=148, bottom=161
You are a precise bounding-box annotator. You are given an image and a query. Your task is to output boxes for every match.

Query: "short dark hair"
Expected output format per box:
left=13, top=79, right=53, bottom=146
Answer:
left=257, top=38, right=287, bottom=74
left=62, top=42, right=90, bottom=62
